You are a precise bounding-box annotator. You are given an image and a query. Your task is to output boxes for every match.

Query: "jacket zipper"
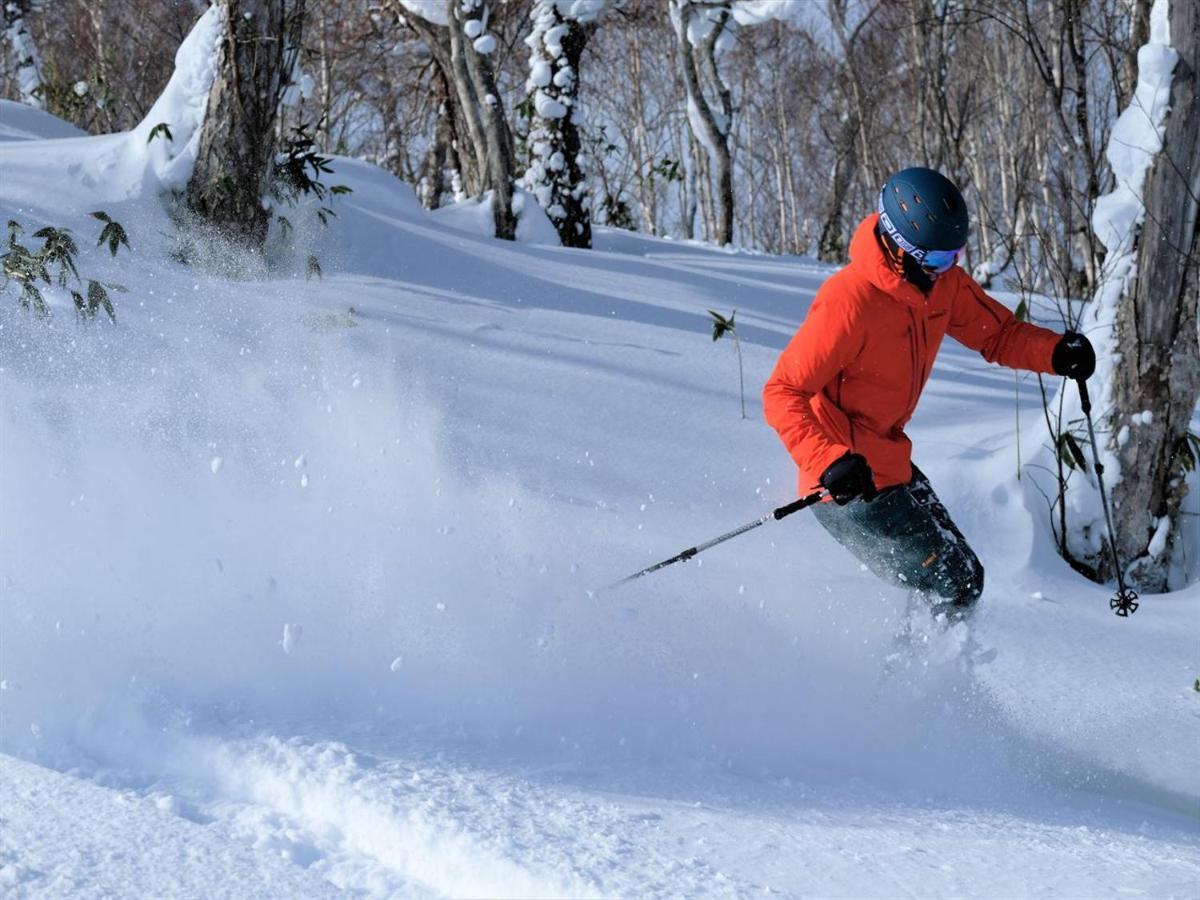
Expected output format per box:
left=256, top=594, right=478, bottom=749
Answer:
left=906, top=309, right=921, bottom=413
left=919, top=312, right=930, bottom=388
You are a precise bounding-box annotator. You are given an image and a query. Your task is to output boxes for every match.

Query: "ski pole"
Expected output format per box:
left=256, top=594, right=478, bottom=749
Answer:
left=1076, top=378, right=1139, bottom=616
left=605, top=490, right=825, bottom=591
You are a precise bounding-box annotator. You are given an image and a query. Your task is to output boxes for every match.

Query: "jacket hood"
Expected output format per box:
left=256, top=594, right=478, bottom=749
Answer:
left=847, top=213, right=927, bottom=309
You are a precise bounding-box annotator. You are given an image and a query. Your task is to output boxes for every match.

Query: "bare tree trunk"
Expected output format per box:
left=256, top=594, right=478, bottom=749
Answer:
left=186, top=0, right=306, bottom=249
left=671, top=0, right=734, bottom=246
left=1005, top=0, right=1107, bottom=296
left=768, top=135, right=786, bottom=253
left=3, top=0, right=45, bottom=109
left=401, top=9, right=484, bottom=195
left=829, top=0, right=882, bottom=196
left=444, top=15, right=491, bottom=191
left=524, top=1, right=594, bottom=248
left=316, top=3, right=333, bottom=148
left=84, top=1, right=115, bottom=132
left=1120, top=0, right=1153, bottom=107
left=771, top=72, right=801, bottom=255
left=817, top=111, right=859, bottom=262
left=744, top=92, right=757, bottom=249
left=627, top=25, right=658, bottom=235
left=448, top=0, right=517, bottom=241
left=1107, top=0, right=1200, bottom=590
left=1064, top=0, right=1102, bottom=286
left=416, top=68, right=460, bottom=210
left=681, top=128, right=697, bottom=240
left=695, top=137, right=714, bottom=239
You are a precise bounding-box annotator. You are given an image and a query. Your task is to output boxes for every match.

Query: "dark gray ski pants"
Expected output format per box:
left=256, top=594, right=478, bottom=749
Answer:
left=810, top=465, right=984, bottom=615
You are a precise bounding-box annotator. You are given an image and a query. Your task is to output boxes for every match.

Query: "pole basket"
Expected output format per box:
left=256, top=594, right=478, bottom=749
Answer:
left=1110, top=587, right=1140, bottom=617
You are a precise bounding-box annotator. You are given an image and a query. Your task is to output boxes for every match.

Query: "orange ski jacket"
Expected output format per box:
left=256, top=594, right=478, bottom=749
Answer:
left=763, top=214, right=1061, bottom=494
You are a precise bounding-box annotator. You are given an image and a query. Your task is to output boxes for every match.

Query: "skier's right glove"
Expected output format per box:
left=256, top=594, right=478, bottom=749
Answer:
left=819, top=452, right=877, bottom=505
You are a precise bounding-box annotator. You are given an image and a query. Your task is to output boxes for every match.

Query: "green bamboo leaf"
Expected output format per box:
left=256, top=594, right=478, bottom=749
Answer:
left=146, top=122, right=173, bottom=144
left=20, top=282, right=47, bottom=315
left=86, top=280, right=116, bottom=321
left=100, top=220, right=130, bottom=256
left=1059, top=431, right=1089, bottom=473
left=1174, top=432, right=1200, bottom=474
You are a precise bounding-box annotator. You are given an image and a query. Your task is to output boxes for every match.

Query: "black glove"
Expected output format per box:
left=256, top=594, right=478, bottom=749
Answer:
left=1052, top=331, right=1096, bottom=380
left=819, top=452, right=877, bottom=506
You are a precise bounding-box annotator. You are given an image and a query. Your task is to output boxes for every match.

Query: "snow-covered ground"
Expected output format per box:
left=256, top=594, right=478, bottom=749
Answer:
left=1, top=99, right=1197, bottom=898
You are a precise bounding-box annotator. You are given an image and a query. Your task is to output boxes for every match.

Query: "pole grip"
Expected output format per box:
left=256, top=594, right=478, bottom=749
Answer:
left=772, top=491, right=825, bottom=520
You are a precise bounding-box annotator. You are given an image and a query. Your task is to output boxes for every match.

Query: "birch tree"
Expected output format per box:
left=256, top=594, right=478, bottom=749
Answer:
left=399, top=5, right=482, bottom=198
left=448, top=0, right=518, bottom=239
left=670, top=0, right=734, bottom=246
left=395, top=0, right=518, bottom=239
left=185, top=0, right=307, bottom=248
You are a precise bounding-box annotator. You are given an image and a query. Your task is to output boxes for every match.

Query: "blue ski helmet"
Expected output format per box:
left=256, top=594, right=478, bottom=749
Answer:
left=877, top=167, right=969, bottom=263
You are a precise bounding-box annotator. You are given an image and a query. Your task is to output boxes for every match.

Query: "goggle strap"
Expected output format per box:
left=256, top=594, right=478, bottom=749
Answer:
left=878, top=190, right=927, bottom=262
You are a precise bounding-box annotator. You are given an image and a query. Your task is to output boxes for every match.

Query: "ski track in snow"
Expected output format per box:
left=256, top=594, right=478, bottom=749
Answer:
left=0, top=753, right=341, bottom=899
left=1, top=100, right=1198, bottom=897
left=41, top=731, right=1200, bottom=899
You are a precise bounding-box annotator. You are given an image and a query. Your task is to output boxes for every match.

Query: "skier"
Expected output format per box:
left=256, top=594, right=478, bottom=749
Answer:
left=763, top=167, right=1094, bottom=619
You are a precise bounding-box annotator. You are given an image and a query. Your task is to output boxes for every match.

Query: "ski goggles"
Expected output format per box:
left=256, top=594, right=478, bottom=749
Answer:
left=920, top=246, right=964, bottom=273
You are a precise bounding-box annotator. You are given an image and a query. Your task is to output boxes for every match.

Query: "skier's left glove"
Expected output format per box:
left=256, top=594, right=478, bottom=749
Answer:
left=1052, top=331, right=1096, bottom=380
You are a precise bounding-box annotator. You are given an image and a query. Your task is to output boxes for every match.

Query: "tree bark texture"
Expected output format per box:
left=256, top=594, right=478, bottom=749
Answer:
left=818, top=112, right=859, bottom=263
left=447, top=0, right=517, bottom=241
left=416, top=67, right=462, bottom=210
left=524, top=1, right=593, bottom=248
left=829, top=0, right=881, bottom=203
left=1107, top=0, right=1200, bottom=590
left=672, top=0, right=734, bottom=247
left=399, top=10, right=480, bottom=197
left=186, top=0, right=306, bottom=249
left=3, top=0, right=45, bottom=109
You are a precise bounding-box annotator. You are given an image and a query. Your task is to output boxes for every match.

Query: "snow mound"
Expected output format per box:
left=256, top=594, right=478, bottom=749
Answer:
left=0, top=100, right=87, bottom=142
left=432, top=189, right=562, bottom=245
left=0, top=754, right=341, bottom=897
left=5, top=2, right=225, bottom=208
